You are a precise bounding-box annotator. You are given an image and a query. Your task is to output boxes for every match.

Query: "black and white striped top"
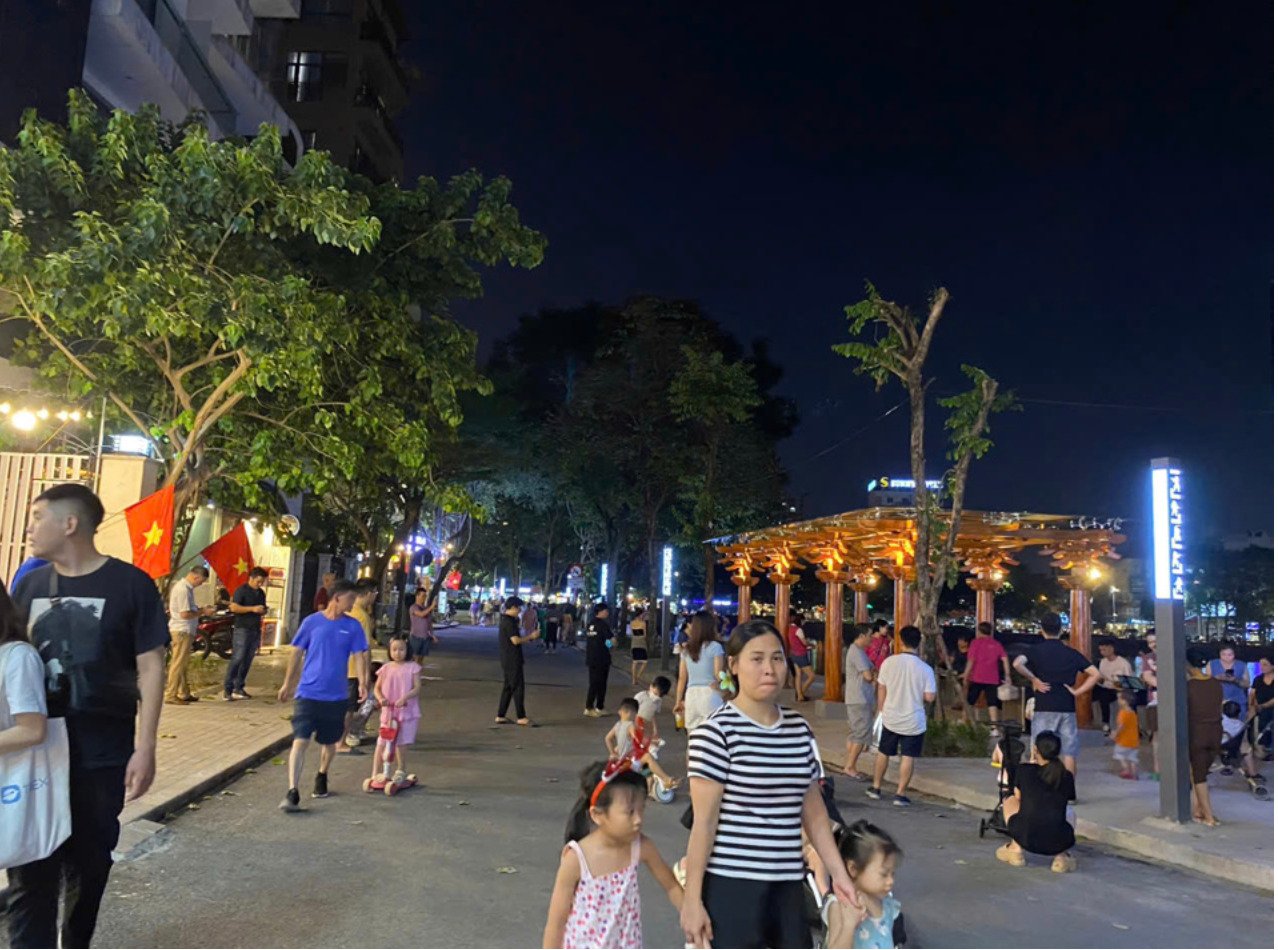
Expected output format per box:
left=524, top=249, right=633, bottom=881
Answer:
left=687, top=702, right=819, bottom=882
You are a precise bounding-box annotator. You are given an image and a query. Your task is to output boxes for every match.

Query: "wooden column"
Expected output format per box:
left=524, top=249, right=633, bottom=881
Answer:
left=854, top=590, right=869, bottom=623
left=732, top=574, right=757, bottom=625
left=976, top=589, right=994, bottom=628
left=1069, top=584, right=1093, bottom=726
left=818, top=570, right=852, bottom=701
left=892, top=575, right=918, bottom=652
left=966, top=576, right=1000, bottom=630
left=773, top=577, right=792, bottom=635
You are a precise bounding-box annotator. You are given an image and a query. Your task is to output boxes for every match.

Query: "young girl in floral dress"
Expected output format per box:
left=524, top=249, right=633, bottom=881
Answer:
left=542, top=761, right=683, bottom=949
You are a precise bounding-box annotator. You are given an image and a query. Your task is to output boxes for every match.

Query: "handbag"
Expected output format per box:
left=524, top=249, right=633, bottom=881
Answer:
left=997, top=683, right=1019, bottom=703
left=0, top=641, right=71, bottom=868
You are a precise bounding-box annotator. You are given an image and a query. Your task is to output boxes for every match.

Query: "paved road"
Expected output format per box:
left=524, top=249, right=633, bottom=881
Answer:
left=41, top=627, right=1273, bottom=948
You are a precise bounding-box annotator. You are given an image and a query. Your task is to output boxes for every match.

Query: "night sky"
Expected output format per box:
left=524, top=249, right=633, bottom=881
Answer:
left=402, top=3, right=1273, bottom=553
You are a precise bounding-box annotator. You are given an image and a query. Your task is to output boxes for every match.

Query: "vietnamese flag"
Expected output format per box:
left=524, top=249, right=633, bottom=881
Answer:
left=202, top=522, right=255, bottom=592
left=124, top=484, right=174, bottom=579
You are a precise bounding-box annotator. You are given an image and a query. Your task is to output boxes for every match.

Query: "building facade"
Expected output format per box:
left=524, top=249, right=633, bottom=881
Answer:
left=245, top=0, right=408, bottom=182
left=0, top=0, right=305, bottom=160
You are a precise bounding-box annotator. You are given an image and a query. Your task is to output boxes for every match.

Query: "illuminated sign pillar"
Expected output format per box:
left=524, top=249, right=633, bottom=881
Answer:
left=660, top=546, right=674, bottom=670
left=1151, top=458, right=1190, bottom=823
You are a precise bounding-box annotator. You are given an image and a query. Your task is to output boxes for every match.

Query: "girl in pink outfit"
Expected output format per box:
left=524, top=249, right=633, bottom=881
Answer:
left=543, top=761, right=683, bottom=949
left=371, top=635, right=422, bottom=786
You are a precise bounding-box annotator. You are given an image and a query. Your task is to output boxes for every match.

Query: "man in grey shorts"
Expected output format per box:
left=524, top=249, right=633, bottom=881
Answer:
left=1013, top=613, right=1101, bottom=775
left=843, top=623, right=877, bottom=780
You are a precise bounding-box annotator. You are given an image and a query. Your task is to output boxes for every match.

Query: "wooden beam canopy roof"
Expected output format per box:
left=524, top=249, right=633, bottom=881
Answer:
left=713, top=507, right=1125, bottom=577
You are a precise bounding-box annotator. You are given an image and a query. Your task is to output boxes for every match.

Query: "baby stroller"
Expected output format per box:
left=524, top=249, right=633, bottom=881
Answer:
left=979, top=720, right=1025, bottom=838
left=1220, top=713, right=1271, bottom=801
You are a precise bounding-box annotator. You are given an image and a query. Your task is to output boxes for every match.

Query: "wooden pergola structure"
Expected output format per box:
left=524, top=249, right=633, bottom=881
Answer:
left=714, top=507, right=1125, bottom=722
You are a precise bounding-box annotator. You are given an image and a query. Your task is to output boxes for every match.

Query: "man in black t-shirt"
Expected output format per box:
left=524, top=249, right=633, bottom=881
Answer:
left=1013, top=613, right=1101, bottom=775
left=223, top=566, right=269, bottom=700
left=584, top=603, right=613, bottom=717
left=496, top=596, right=538, bottom=725
left=7, top=483, right=167, bottom=949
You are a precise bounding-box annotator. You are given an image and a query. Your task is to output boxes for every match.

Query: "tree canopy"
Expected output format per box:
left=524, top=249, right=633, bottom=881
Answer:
left=0, top=91, right=544, bottom=575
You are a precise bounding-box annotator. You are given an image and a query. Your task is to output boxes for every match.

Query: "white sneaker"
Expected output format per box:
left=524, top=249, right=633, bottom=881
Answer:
left=583, top=709, right=593, bottom=717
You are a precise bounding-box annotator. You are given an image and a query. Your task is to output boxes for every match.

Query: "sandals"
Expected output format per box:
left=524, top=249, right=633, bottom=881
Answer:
left=516, top=718, right=539, bottom=728
left=494, top=717, right=513, bottom=724
left=1051, top=853, right=1077, bottom=873
left=996, top=844, right=1026, bottom=867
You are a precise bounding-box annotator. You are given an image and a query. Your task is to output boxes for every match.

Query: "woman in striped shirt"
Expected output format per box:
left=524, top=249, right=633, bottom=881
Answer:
left=683, top=620, right=858, bottom=948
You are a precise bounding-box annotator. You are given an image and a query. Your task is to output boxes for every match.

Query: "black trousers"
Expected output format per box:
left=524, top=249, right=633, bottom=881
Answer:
left=586, top=664, right=610, bottom=711
left=1093, top=686, right=1117, bottom=726
left=7, top=764, right=127, bottom=949
left=544, top=621, right=559, bottom=650
left=702, top=872, right=810, bottom=948
left=497, top=662, right=526, bottom=719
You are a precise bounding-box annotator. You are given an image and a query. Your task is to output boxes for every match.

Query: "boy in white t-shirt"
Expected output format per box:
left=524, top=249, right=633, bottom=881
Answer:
left=867, top=626, right=937, bottom=807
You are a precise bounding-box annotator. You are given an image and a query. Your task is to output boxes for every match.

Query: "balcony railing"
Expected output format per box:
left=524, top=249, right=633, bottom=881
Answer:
left=352, top=84, right=403, bottom=154
left=358, top=13, right=408, bottom=92
left=137, top=0, right=235, bottom=134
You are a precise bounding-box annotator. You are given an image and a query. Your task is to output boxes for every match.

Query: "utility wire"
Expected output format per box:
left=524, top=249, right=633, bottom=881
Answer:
left=799, top=400, right=905, bottom=463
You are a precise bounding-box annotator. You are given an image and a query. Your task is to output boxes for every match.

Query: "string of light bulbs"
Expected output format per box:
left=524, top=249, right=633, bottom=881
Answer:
left=0, top=402, right=92, bottom=432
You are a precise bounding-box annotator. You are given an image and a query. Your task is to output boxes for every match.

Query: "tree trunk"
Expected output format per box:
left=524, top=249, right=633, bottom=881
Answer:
left=703, top=541, right=716, bottom=605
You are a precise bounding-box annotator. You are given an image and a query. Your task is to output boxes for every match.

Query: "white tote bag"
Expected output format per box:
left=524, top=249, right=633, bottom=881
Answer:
left=0, top=641, right=71, bottom=868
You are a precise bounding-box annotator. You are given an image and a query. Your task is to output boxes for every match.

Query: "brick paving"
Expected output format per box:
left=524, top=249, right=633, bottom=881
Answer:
left=122, top=682, right=295, bottom=825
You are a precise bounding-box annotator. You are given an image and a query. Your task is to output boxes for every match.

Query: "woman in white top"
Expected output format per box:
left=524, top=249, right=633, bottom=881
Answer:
left=0, top=581, right=48, bottom=757
left=674, top=611, right=733, bottom=734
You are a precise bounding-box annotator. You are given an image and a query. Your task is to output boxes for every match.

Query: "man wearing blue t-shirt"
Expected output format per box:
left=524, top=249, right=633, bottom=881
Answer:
left=276, top=578, right=368, bottom=811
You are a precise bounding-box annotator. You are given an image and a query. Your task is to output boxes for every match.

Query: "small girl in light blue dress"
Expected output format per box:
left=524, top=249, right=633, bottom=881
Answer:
left=824, top=819, right=903, bottom=949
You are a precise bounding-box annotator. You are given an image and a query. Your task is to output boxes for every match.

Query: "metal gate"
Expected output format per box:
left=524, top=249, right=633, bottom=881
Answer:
left=0, top=452, right=92, bottom=584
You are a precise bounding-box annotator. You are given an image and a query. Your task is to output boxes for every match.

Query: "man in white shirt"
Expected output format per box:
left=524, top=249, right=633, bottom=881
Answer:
left=165, top=565, right=211, bottom=705
left=866, top=625, right=937, bottom=807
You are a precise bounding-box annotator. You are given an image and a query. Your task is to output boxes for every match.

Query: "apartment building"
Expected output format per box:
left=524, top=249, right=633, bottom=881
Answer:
left=245, top=0, right=408, bottom=182
left=0, top=0, right=305, bottom=161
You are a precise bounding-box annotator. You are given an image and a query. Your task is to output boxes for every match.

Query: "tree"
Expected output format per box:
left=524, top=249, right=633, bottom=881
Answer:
left=834, top=283, right=1017, bottom=667
left=670, top=344, right=770, bottom=602
left=0, top=91, right=543, bottom=575
left=1188, top=544, right=1274, bottom=638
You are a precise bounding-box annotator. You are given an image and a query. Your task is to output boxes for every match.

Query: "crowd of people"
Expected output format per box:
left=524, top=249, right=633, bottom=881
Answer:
left=0, top=481, right=1271, bottom=949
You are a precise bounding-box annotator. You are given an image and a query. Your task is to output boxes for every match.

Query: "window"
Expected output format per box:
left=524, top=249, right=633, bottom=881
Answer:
left=285, top=51, right=325, bottom=102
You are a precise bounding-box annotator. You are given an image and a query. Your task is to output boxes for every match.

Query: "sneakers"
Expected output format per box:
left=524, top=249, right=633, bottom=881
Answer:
left=1101, top=724, right=1111, bottom=738
left=583, top=709, right=594, bottom=717
left=279, top=788, right=302, bottom=813
left=232, top=689, right=252, bottom=700
left=311, top=772, right=329, bottom=799
left=892, top=795, right=912, bottom=807
left=1051, top=853, right=1077, bottom=873
left=221, top=693, right=235, bottom=702
left=865, top=786, right=883, bottom=801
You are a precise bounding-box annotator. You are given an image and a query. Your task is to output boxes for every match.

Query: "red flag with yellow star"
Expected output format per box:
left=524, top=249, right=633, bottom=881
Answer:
left=124, top=484, right=174, bottom=579
left=201, top=522, right=255, bottom=592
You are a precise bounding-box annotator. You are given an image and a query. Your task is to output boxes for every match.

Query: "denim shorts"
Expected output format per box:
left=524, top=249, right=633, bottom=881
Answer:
left=1032, top=711, right=1080, bottom=758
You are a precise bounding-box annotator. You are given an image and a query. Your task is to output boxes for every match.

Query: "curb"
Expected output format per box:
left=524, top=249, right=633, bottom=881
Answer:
left=121, top=732, right=294, bottom=826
